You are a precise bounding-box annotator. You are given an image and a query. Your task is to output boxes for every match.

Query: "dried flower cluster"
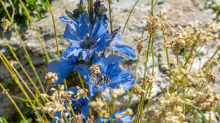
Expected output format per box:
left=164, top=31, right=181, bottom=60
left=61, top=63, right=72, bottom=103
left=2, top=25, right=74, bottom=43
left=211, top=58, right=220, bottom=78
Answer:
left=192, top=85, right=220, bottom=110
left=89, top=98, right=109, bottom=118
left=165, top=22, right=218, bottom=55
left=1, top=19, right=13, bottom=30
left=203, top=59, right=219, bottom=72
left=148, top=91, right=192, bottom=123
left=164, top=58, right=205, bottom=87
left=143, top=13, right=172, bottom=35
left=111, top=84, right=125, bottom=98
left=74, top=86, right=88, bottom=100
left=136, top=39, right=144, bottom=54
left=87, top=116, right=95, bottom=123
left=41, top=85, right=73, bottom=114
left=10, top=60, right=18, bottom=67
left=133, top=84, right=146, bottom=97
left=90, top=63, right=102, bottom=80
left=44, top=72, right=58, bottom=85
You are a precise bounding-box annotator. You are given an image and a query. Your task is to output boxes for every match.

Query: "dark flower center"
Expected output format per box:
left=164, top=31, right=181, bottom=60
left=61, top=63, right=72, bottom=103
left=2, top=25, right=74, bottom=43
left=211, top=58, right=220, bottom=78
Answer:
left=84, top=37, right=91, bottom=47
left=97, top=6, right=104, bottom=16
left=96, top=74, right=110, bottom=87
left=72, top=101, right=83, bottom=114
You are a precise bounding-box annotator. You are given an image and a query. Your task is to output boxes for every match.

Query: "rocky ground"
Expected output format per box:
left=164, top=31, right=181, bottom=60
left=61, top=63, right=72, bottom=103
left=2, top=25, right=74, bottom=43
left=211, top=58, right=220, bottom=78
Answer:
left=0, top=0, right=220, bottom=121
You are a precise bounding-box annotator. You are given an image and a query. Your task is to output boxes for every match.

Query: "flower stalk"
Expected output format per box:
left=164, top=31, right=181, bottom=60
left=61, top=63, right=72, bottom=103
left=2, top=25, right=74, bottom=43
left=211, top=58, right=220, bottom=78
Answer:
left=0, top=84, right=27, bottom=123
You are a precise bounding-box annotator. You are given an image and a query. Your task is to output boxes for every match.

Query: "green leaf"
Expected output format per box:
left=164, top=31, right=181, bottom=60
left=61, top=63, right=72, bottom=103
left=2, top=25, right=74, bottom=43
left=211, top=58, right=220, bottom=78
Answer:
left=211, top=6, right=219, bottom=11
left=35, top=112, right=42, bottom=121
left=18, top=4, right=23, bottom=15
left=25, top=118, right=33, bottom=123
left=0, top=117, right=8, bottom=123
left=24, top=55, right=31, bottom=64
left=14, top=96, right=34, bottom=103
left=16, top=106, right=32, bottom=123
left=157, top=1, right=164, bottom=5
left=169, top=86, right=175, bottom=93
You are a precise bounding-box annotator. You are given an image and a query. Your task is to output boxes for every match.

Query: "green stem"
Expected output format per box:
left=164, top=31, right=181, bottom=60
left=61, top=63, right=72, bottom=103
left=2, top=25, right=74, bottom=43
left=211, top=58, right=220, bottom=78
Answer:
left=78, top=72, right=85, bottom=89
left=62, top=111, right=69, bottom=123
left=151, top=35, right=155, bottom=76
left=183, top=51, right=193, bottom=67
left=108, top=0, right=113, bottom=32
left=69, top=103, right=77, bottom=119
left=18, top=0, right=50, bottom=64
left=0, top=84, right=27, bottom=123
left=162, top=31, right=170, bottom=71
left=110, top=97, right=115, bottom=123
left=176, top=49, right=179, bottom=66
left=134, top=53, right=140, bottom=79
left=89, top=0, right=93, bottom=24
left=202, top=45, right=220, bottom=70
left=209, top=112, right=212, bottom=123
left=0, top=53, right=41, bottom=120
left=125, top=52, right=139, bottom=109
left=193, top=108, right=200, bottom=123
left=182, top=86, right=186, bottom=116
left=45, top=0, right=69, bottom=89
left=0, top=0, right=46, bottom=93
left=143, top=34, right=152, bottom=89
left=2, top=35, right=38, bottom=92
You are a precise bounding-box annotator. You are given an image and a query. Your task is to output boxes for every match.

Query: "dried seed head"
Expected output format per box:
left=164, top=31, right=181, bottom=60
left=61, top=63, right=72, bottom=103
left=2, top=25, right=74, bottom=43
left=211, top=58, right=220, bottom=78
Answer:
left=44, top=72, right=58, bottom=85
left=10, top=60, right=18, bottom=67
left=1, top=19, right=13, bottom=30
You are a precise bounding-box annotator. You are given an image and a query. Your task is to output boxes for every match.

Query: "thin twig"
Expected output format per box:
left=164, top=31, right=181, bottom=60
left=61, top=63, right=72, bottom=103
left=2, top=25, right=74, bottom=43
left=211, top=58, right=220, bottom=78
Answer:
left=122, top=0, right=140, bottom=35
left=18, top=0, right=50, bottom=64
left=0, top=0, right=46, bottom=93
left=0, top=84, right=27, bottom=123
left=56, top=0, right=63, bottom=16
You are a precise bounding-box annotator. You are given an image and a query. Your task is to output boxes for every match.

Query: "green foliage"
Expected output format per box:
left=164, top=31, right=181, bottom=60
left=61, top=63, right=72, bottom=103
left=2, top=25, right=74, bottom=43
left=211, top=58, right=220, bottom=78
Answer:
left=0, top=117, right=8, bottom=123
left=0, top=0, right=52, bottom=29
left=210, top=1, right=220, bottom=22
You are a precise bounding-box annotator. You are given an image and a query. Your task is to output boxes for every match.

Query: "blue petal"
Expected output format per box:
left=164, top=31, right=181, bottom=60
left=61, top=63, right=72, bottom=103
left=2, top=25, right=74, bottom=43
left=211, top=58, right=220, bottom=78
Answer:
left=111, top=44, right=136, bottom=59
left=117, top=116, right=132, bottom=123
left=52, top=112, right=62, bottom=123
left=81, top=104, right=90, bottom=117
left=110, top=31, right=123, bottom=46
left=96, top=118, right=110, bottom=123
left=59, top=56, right=78, bottom=68
left=62, top=46, right=82, bottom=57
left=106, top=55, right=124, bottom=66
left=81, top=49, right=95, bottom=61
left=112, top=109, right=128, bottom=119
left=123, top=79, right=135, bottom=90
left=91, top=19, right=109, bottom=41
left=60, top=16, right=83, bottom=44
left=96, top=36, right=112, bottom=53
left=89, top=84, right=98, bottom=96
left=48, top=62, right=72, bottom=86
left=98, top=85, right=106, bottom=93
left=75, top=64, right=91, bottom=80
left=108, top=67, right=134, bottom=89
left=59, top=16, right=71, bottom=24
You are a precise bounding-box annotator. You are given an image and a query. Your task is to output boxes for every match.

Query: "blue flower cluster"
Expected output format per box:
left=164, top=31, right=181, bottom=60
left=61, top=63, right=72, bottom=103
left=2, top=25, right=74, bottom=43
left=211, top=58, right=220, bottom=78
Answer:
left=49, top=1, right=136, bottom=123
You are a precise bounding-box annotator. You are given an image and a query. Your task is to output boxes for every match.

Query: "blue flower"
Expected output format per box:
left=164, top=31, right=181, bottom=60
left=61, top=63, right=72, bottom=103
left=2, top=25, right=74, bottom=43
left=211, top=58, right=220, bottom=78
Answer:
left=48, top=56, right=78, bottom=86
left=59, top=11, right=111, bottom=61
left=52, top=87, right=91, bottom=123
left=97, top=109, right=132, bottom=123
left=75, top=54, right=135, bottom=96
left=107, top=28, right=136, bottom=59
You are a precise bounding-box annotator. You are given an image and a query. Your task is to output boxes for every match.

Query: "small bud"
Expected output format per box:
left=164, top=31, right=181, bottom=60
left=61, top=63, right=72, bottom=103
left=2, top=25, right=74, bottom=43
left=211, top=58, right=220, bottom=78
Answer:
left=178, top=26, right=183, bottom=30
